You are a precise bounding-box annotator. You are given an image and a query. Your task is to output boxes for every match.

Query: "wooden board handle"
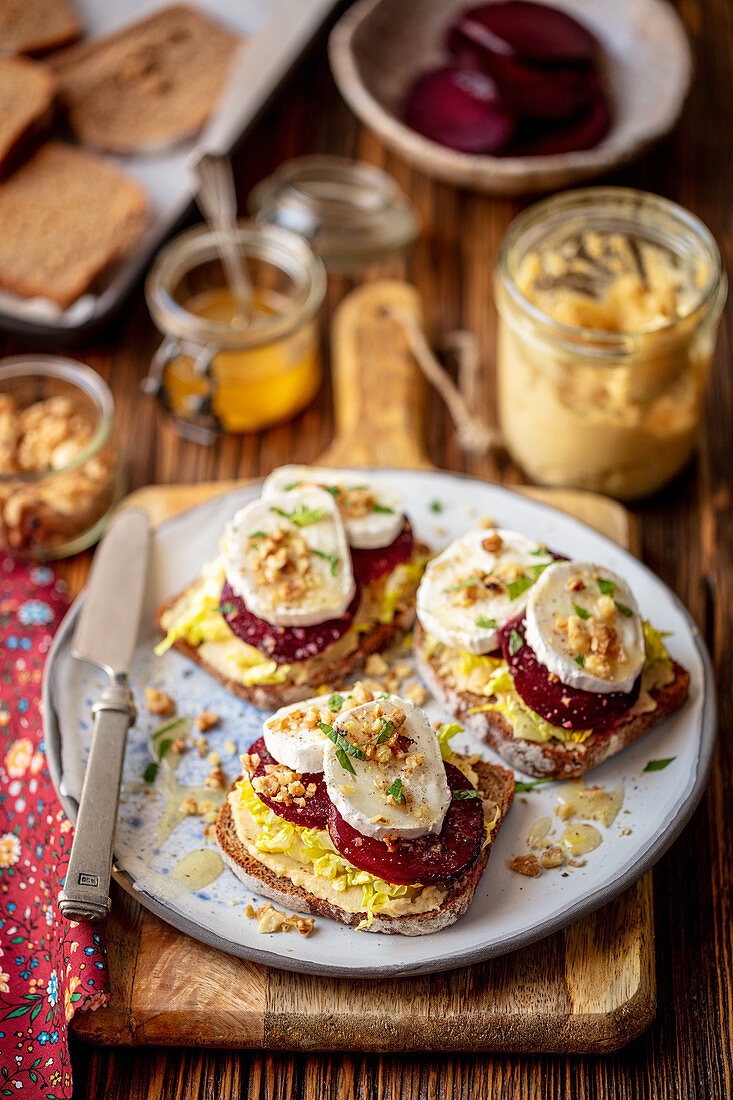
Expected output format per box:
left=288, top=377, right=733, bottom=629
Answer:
left=318, top=280, right=432, bottom=470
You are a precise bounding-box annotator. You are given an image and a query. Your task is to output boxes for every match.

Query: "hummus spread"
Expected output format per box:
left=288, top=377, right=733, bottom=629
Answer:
left=497, top=229, right=714, bottom=499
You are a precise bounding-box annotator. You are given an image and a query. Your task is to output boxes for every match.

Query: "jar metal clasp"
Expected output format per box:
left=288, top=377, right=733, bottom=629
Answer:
left=142, top=336, right=225, bottom=443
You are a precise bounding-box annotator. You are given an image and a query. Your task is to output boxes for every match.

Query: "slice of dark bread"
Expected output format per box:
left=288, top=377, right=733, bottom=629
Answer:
left=0, top=141, right=147, bottom=307
left=49, top=5, right=241, bottom=153
left=413, top=622, right=690, bottom=779
left=0, top=0, right=81, bottom=57
left=216, top=755, right=515, bottom=935
left=0, top=58, right=56, bottom=176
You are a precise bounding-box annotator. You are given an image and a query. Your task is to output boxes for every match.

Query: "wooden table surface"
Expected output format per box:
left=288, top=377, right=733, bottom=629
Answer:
left=3, top=1, right=731, bottom=1095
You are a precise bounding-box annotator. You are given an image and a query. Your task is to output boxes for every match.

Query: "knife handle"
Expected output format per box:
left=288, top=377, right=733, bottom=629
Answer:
left=57, top=683, right=135, bottom=923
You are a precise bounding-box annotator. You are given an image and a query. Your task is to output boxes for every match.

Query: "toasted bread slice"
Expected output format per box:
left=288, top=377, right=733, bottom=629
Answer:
left=413, top=622, right=690, bottom=779
left=216, top=756, right=515, bottom=935
left=156, top=590, right=417, bottom=710
left=0, top=0, right=81, bottom=57
left=0, top=142, right=147, bottom=307
left=49, top=5, right=241, bottom=153
left=0, top=57, right=56, bottom=176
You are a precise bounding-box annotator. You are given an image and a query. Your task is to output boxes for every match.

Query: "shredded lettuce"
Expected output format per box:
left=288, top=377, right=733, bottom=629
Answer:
left=236, top=778, right=419, bottom=929
left=643, top=622, right=672, bottom=668
left=437, top=722, right=464, bottom=760
left=378, top=556, right=429, bottom=625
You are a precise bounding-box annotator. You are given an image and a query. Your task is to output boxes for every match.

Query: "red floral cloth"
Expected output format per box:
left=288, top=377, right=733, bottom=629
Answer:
left=0, top=558, right=110, bottom=1098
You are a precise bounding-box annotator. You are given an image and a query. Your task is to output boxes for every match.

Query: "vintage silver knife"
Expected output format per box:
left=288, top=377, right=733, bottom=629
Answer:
left=57, top=509, right=150, bottom=922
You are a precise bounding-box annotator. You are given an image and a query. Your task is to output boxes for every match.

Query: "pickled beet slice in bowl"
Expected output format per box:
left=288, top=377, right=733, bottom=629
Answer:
left=243, top=737, right=331, bottom=830
left=219, top=582, right=361, bottom=665
left=448, top=2, right=599, bottom=67
left=327, top=762, right=485, bottom=885
left=481, top=54, right=596, bottom=121
left=499, top=616, right=640, bottom=731
left=403, top=66, right=516, bottom=153
left=510, top=89, right=611, bottom=155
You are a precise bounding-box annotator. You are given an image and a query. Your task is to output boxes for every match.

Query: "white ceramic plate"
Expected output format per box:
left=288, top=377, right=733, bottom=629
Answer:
left=43, top=472, right=714, bottom=977
left=329, top=0, right=693, bottom=195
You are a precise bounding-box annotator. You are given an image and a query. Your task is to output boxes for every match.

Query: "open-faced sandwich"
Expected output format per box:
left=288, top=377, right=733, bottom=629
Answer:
left=413, top=528, right=689, bottom=778
left=216, top=683, right=514, bottom=933
left=156, top=465, right=429, bottom=707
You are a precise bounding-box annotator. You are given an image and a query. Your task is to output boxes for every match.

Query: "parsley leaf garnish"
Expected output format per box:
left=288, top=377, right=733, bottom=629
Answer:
left=311, top=548, right=339, bottom=575
left=248, top=530, right=266, bottom=540
left=317, top=721, right=366, bottom=774
left=387, top=778, right=404, bottom=803
left=643, top=757, right=676, bottom=772
left=372, top=503, right=395, bottom=514
left=598, top=577, right=616, bottom=596
left=271, top=504, right=326, bottom=527
left=572, top=603, right=591, bottom=620
left=284, top=481, right=303, bottom=491
left=574, top=654, right=585, bottom=667
left=508, top=629, right=523, bottom=656
left=614, top=600, right=634, bottom=618
left=452, top=788, right=482, bottom=801
left=445, top=575, right=482, bottom=593
left=143, top=762, right=159, bottom=784
left=323, top=484, right=340, bottom=496
left=152, top=717, right=186, bottom=740
left=371, top=719, right=394, bottom=746
left=429, top=500, right=443, bottom=513
left=514, top=777, right=553, bottom=792
left=476, top=615, right=497, bottom=629
left=216, top=602, right=236, bottom=616
left=530, top=545, right=549, bottom=556
left=327, top=694, right=344, bottom=713
left=507, top=575, right=533, bottom=600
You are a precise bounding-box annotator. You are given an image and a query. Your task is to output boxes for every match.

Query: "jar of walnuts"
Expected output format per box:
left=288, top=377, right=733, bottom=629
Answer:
left=0, top=357, right=121, bottom=559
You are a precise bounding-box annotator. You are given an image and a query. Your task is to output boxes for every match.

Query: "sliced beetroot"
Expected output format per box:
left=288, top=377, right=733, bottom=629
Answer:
left=500, top=616, right=640, bottom=731
left=351, top=521, right=415, bottom=586
left=403, top=66, right=516, bottom=153
left=245, top=736, right=330, bottom=830
left=327, top=762, right=485, bottom=886
left=484, top=54, right=595, bottom=121
left=219, top=581, right=360, bottom=665
left=509, top=89, right=611, bottom=155
left=448, top=3, right=599, bottom=67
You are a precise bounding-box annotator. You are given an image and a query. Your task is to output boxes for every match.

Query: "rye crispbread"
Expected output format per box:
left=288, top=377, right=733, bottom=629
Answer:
left=0, top=57, right=56, bottom=176
left=0, top=0, right=81, bottom=57
left=0, top=142, right=147, bottom=307
left=49, top=5, right=241, bottom=153
left=413, top=621, right=690, bottom=779
left=216, top=755, right=515, bottom=935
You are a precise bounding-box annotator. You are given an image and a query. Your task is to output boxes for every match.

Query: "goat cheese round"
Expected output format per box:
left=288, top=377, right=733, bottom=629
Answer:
left=263, top=465, right=404, bottom=549
left=220, top=486, right=355, bottom=627
left=416, top=528, right=554, bottom=654
left=263, top=689, right=391, bottom=774
left=323, top=698, right=451, bottom=841
left=524, top=561, right=644, bottom=694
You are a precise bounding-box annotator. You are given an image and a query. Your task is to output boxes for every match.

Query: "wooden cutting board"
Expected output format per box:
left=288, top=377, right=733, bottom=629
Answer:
left=71, top=281, right=653, bottom=1052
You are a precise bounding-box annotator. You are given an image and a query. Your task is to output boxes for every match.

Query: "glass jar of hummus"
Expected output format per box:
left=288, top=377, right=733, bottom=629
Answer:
left=495, top=188, right=726, bottom=500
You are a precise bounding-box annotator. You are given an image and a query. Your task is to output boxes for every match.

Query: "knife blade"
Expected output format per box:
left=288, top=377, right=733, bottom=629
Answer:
left=58, top=509, right=150, bottom=922
left=72, top=508, right=149, bottom=678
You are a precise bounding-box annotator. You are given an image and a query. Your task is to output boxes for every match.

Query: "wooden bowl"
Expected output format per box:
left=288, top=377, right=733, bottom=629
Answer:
left=329, top=0, right=692, bottom=195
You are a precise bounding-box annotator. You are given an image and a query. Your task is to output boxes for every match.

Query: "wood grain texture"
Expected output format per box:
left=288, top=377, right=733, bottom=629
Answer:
left=3, top=0, right=728, bottom=1093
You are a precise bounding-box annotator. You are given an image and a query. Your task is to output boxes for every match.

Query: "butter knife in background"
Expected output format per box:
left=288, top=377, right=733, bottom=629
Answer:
left=57, top=509, right=150, bottom=923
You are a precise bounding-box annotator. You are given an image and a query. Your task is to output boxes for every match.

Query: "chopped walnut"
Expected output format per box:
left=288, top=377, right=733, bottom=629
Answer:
left=251, top=763, right=318, bottom=807
left=365, top=653, right=388, bottom=677
left=482, top=531, right=503, bottom=553
left=0, top=393, right=117, bottom=555
left=224, top=739, right=238, bottom=755
left=206, top=750, right=220, bottom=767
left=479, top=516, right=497, bottom=529
left=595, top=595, right=616, bottom=620
left=251, top=526, right=313, bottom=602
left=241, top=752, right=261, bottom=776
left=405, top=683, right=427, bottom=705
left=566, top=574, right=585, bottom=592
left=203, top=810, right=219, bottom=825
left=509, top=854, right=541, bottom=877
left=170, top=738, right=187, bottom=755
left=250, top=901, right=315, bottom=937
left=145, top=687, right=175, bottom=716
left=205, top=766, right=226, bottom=790
left=196, top=710, right=220, bottom=732
left=194, top=737, right=208, bottom=758
left=540, top=846, right=564, bottom=869
left=180, top=798, right=198, bottom=815
left=337, top=485, right=377, bottom=519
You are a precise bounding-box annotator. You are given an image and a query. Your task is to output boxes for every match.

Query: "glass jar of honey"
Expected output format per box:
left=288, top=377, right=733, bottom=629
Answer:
left=144, top=222, right=326, bottom=440
left=495, top=188, right=726, bottom=500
